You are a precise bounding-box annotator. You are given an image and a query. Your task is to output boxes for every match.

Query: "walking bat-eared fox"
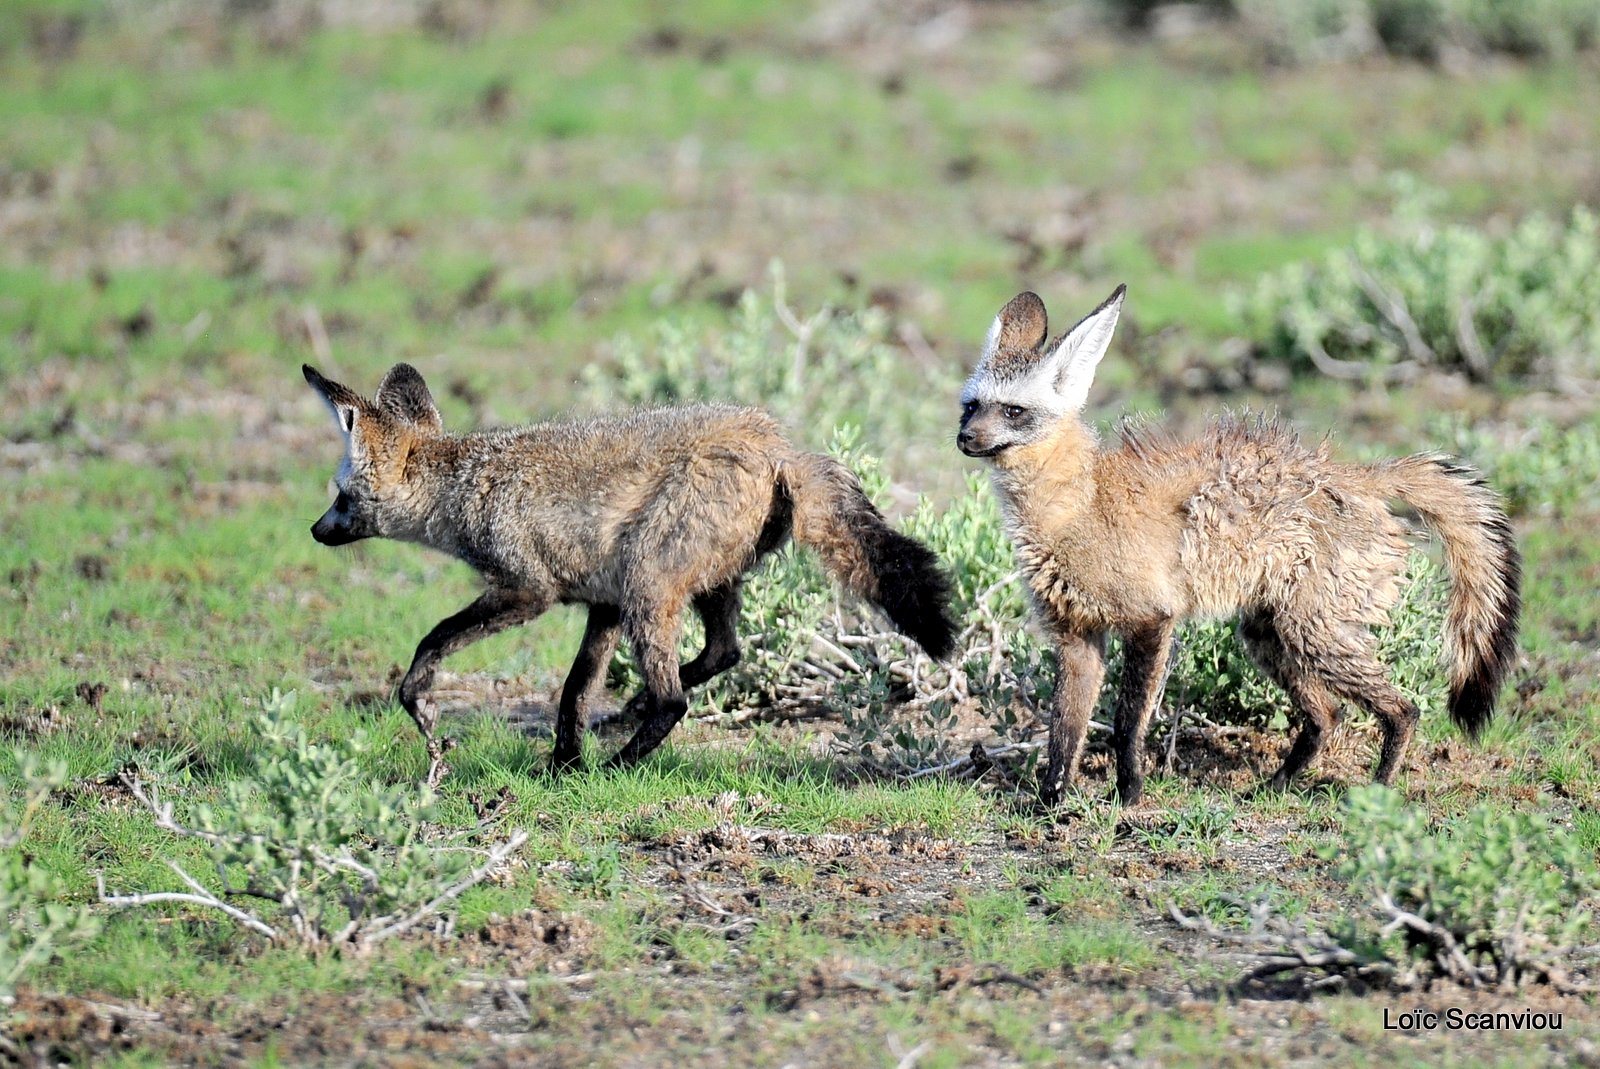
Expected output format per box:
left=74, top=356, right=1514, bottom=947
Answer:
left=304, top=363, right=955, bottom=781
left=958, top=286, right=1521, bottom=807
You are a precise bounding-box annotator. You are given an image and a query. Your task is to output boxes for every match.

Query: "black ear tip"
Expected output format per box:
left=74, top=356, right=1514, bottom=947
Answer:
left=302, top=364, right=319, bottom=383
left=385, top=362, right=427, bottom=386
left=1001, top=290, right=1047, bottom=316
left=1112, top=282, right=1128, bottom=300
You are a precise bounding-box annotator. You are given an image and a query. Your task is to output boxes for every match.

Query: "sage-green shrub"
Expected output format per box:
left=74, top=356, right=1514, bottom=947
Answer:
left=102, top=691, right=524, bottom=954
left=582, top=264, right=949, bottom=471
left=1327, top=785, right=1598, bottom=988
left=2, top=753, right=98, bottom=1003
left=1236, top=195, right=1600, bottom=384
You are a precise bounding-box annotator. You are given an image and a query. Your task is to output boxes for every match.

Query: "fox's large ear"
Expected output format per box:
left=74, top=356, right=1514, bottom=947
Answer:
left=1046, top=284, right=1125, bottom=411
left=375, top=363, right=442, bottom=432
left=981, top=291, right=1049, bottom=364
left=303, top=364, right=364, bottom=435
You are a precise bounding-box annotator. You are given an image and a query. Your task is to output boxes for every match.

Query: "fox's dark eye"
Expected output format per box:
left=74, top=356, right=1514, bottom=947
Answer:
left=333, top=491, right=351, bottom=511
left=1003, top=405, right=1026, bottom=420
left=962, top=400, right=978, bottom=417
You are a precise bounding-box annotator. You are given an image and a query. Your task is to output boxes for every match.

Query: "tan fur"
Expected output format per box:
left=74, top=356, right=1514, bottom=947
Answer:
left=982, top=411, right=1519, bottom=804
left=304, top=364, right=954, bottom=778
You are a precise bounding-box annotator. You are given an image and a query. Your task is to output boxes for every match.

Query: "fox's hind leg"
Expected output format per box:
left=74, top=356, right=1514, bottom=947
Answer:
left=605, top=594, right=691, bottom=769
left=1240, top=610, right=1341, bottom=789
left=617, top=581, right=744, bottom=722
left=1312, top=642, right=1419, bottom=787
left=399, top=587, right=550, bottom=785
left=1249, top=611, right=1419, bottom=787
left=552, top=604, right=621, bottom=771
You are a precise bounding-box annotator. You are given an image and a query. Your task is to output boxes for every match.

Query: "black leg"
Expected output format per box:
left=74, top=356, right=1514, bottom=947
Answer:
left=1111, top=618, right=1175, bottom=805
left=551, top=604, right=621, bottom=770
left=397, top=587, right=548, bottom=784
left=616, top=582, right=743, bottom=721
left=605, top=596, right=690, bottom=769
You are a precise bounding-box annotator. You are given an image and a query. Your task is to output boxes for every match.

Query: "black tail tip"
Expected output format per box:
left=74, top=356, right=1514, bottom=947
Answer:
left=908, top=603, right=958, bottom=662
left=870, top=533, right=958, bottom=661
left=1449, top=679, right=1497, bottom=741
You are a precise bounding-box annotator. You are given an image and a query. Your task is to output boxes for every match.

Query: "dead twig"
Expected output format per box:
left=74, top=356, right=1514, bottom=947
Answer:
left=98, top=865, right=280, bottom=941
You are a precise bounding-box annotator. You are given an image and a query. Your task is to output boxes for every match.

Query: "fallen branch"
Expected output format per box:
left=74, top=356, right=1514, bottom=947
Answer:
left=908, top=740, right=1045, bottom=779
left=363, top=829, right=529, bottom=945
left=98, top=864, right=279, bottom=941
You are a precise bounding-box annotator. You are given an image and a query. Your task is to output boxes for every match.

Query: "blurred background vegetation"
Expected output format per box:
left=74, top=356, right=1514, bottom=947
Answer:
left=5, top=0, right=1599, bottom=772
left=4, top=0, right=1598, bottom=430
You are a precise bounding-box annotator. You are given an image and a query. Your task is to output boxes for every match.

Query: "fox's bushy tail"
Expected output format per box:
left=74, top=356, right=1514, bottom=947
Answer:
left=1375, top=453, right=1521, bottom=737
left=780, top=453, right=956, bottom=660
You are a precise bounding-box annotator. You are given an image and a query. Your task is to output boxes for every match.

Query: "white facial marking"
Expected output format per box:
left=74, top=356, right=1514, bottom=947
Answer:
left=980, top=313, right=1003, bottom=363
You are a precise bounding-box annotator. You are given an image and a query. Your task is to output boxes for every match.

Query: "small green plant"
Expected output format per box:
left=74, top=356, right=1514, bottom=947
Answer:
left=1177, top=787, right=1600, bottom=991
left=1, top=751, right=99, bottom=1005
left=1134, top=795, right=1238, bottom=860
left=571, top=844, right=623, bottom=900
left=1326, top=785, right=1598, bottom=989
left=100, top=690, right=527, bottom=955
left=1237, top=183, right=1600, bottom=384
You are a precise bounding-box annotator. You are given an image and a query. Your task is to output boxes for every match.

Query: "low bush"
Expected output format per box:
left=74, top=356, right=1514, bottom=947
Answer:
left=1329, top=785, right=1598, bottom=988
left=1441, top=416, right=1600, bottom=519
left=582, top=263, right=950, bottom=472
left=100, top=690, right=525, bottom=955
left=1179, top=786, right=1600, bottom=992
left=1235, top=187, right=1600, bottom=385
left=1, top=753, right=99, bottom=1005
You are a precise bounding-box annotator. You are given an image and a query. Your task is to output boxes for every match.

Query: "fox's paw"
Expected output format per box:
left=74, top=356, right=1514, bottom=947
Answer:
left=423, top=734, right=456, bottom=789
left=549, top=748, right=584, bottom=775
left=405, top=696, right=440, bottom=736
left=1038, top=766, right=1071, bottom=811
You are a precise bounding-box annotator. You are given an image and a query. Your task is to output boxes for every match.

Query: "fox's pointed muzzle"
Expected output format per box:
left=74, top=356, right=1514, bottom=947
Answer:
left=311, top=494, right=372, bottom=546
left=957, top=429, right=995, bottom=457
left=956, top=425, right=1007, bottom=459
left=310, top=518, right=364, bottom=546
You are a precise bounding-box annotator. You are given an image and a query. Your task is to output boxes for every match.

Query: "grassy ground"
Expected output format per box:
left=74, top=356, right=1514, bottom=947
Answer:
left=3, top=1, right=1599, bottom=1065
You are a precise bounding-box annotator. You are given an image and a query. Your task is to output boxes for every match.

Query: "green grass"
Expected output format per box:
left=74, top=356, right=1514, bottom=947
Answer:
left=4, top=1, right=1600, bottom=1064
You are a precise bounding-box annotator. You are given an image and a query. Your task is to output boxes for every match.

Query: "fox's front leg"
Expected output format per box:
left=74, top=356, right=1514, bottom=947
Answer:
left=398, top=588, right=548, bottom=783
left=1110, top=618, right=1176, bottom=806
left=1040, top=630, right=1106, bottom=808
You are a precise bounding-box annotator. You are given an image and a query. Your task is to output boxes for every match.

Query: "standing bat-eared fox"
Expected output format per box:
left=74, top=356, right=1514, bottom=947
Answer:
left=304, top=363, right=955, bottom=781
left=958, top=285, right=1521, bottom=806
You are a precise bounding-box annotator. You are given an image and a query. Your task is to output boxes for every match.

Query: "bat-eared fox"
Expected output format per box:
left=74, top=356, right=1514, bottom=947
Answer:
left=304, top=363, right=955, bottom=781
left=958, top=286, right=1520, bottom=806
